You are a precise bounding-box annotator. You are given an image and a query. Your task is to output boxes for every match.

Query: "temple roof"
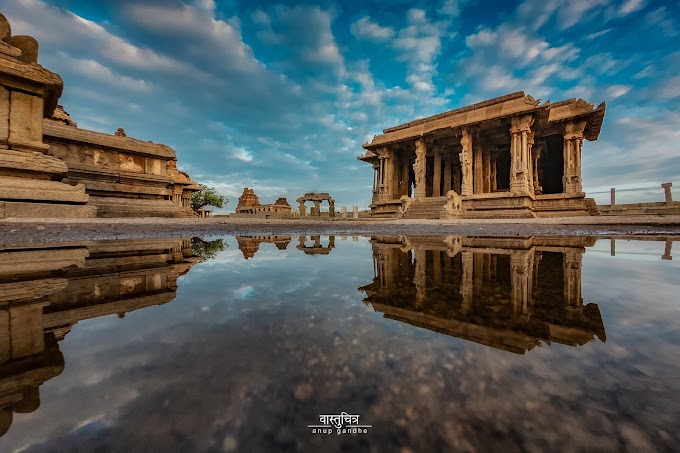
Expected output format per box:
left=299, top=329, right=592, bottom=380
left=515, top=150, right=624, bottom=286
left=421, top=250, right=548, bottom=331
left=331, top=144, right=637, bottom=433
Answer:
left=361, top=91, right=606, bottom=153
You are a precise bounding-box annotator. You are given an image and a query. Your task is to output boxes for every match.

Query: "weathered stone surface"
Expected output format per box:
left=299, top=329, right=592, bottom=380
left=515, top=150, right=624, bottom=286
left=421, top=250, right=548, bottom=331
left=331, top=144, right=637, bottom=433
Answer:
left=274, top=197, right=290, bottom=207
left=0, top=149, right=68, bottom=176
left=0, top=201, right=96, bottom=219
left=0, top=176, right=89, bottom=203
left=7, top=36, right=38, bottom=64
left=237, top=188, right=261, bottom=208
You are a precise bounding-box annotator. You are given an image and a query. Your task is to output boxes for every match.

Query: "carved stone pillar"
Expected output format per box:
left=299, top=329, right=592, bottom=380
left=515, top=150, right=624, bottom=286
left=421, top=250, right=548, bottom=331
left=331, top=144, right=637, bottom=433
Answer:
left=414, top=139, right=427, bottom=199
left=490, top=154, right=497, bottom=192
left=563, top=250, right=583, bottom=307
left=443, top=155, right=452, bottom=193
left=662, top=239, right=672, bottom=260
left=433, top=148, right=442, bottom=197
left=313, top=200, right=321, bottom=216
left=299, top=202, right=306, bottom=217
left=329, top=201, right=335, bottom=218
left=460, top=250, right=474, bottom=312
left=563, top=120, right=586, bottom=195
left=511, top=250, right=534, bottom=315
left=459, top=129, right=473, bottom=197
left=532, top=143, right=542, bottom=195
left=510, top=114, right=534, bottom=195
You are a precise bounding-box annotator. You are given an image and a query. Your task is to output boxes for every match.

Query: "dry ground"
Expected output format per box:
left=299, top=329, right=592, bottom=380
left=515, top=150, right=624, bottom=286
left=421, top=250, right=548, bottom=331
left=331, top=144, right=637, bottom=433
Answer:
left=1, top=215, right=680, bottom=243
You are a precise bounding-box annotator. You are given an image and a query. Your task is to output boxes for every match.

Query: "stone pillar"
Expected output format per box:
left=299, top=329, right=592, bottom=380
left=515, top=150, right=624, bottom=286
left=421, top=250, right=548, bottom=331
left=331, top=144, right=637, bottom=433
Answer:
left=443, top=155, right=452, bottom=194
left=414, top=139, right=427, bottom=199
left=483, top=151, right=491, bottom=194
left=299, top=202, right=306, bottom=217
left=299, top=235, right=306, bottom=247
left=490, top=154, right=497, bottom=192
left=352, top=206, right=359, bottom=218
left=532, top=144, right=542, bottom=194
left=610, top=188, right=616, bottom=206
left=329, top=201, right=335, bottom=218
left=662, top=239, right=672, bottom=260
left=662, top=182, right=673, bottom=205
left=510, top=114, right=534, bottom=195
left=414, top=248, right=427, bottom=307
left=313, top=200, right=321, bottom=216
left=433, top=148, right=442, bottom=197
left=473, top=143, right=483, bottom=194
left=341, top=206, right=347, bottom=218
left=563, top=120, right=587, bottom=195
left=402, top=159, right=410, bottom=197
left=527, top=132, right=535, bottom=194
left=433, top=250, right=441, bottom=284
left=564, top=250, right=583, bottom=307
left=511, top=250, right=534, bottom=315
left=610, top=238, right=616, bottom=256
left=460, top=250, right=474, bottom=312
left=459, top=129, right=473, bottom=197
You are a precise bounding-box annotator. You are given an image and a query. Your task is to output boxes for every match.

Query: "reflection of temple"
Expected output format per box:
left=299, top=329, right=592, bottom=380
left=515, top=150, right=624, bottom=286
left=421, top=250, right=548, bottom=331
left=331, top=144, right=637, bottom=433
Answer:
left=360, top=236, right=606, bottom=354
left=236, top=236, right=292, bottom=259
left=297, top=235, right=336, bottom=255
left=0, top=238, right=203, bottom=437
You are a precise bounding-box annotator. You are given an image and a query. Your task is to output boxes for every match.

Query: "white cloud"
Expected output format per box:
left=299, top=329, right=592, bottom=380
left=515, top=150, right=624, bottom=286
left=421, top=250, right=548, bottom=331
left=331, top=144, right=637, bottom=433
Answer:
left=438, top=0, right=467, bottom=17
left=586, top=29, right=611, bottom=39
left=606, top=84, right=631, bottom=99
left=619, top=0, right=645, bottom=16
left=65, top=55, right=152, bottom=92
left=351, top=16, right=395, bottom=41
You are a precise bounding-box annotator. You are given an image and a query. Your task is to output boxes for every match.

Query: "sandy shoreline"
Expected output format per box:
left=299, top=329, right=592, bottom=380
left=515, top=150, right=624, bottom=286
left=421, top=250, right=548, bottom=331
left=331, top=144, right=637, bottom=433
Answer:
left=1, top=215, right=680, bottom=243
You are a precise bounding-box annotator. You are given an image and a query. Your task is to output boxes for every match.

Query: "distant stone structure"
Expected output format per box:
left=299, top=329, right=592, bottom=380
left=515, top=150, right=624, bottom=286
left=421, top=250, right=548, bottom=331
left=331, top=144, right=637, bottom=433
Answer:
left=599, top=182, right=680, bottom=216
left=232, top=188, right=292, bottom=218
left=236, top=235, right=292, bottom=259
left=296, top=192, right=335, bottom=217
left=0, top=13, right=198, bottom=219
left=359, top=91, right=606, bottom=219
left=297, top=235, right=336, bottom=255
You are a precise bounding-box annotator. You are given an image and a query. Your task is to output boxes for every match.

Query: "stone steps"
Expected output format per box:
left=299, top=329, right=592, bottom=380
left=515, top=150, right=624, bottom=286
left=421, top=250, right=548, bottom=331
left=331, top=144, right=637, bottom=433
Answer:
left=402, top=197, right=447, bottom=219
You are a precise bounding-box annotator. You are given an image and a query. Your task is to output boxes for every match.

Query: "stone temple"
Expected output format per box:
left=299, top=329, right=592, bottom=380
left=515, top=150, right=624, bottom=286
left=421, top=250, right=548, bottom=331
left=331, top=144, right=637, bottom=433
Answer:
left=358, top=92, right=606, bottom=219
left=0, top=13, right=199, bottom=219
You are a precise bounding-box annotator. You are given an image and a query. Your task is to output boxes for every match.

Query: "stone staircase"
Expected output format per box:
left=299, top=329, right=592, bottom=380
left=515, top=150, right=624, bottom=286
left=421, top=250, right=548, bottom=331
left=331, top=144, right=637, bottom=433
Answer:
left=401, top=197, right=447, bottom=219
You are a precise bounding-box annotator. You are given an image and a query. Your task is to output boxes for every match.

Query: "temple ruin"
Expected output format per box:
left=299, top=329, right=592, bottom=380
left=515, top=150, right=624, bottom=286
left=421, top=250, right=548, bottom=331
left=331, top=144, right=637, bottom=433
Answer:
left=358, top=92, right=606, bottom=219
left=296, top=193, right=335, bottom=217
left=232, top=188, right=292, bottom=218
left=359, top=235, right=606, bottom=354
left=0, top=13, right=199, bottom=219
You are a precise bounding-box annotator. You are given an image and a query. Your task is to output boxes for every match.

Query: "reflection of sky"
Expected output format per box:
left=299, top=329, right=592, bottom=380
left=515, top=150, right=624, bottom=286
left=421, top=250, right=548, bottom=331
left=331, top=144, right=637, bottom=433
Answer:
left=2, top=236, right=680, bottom=452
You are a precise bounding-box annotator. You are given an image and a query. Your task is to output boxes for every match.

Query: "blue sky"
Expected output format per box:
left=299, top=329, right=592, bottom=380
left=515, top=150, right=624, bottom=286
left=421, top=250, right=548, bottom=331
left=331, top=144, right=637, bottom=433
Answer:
left=2, top=0, right=679, bottom=210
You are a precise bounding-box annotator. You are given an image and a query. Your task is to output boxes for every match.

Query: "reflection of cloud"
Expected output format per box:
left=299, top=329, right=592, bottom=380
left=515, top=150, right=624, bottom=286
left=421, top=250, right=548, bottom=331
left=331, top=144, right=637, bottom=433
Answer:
left=234, top=285, right=254, bottom=300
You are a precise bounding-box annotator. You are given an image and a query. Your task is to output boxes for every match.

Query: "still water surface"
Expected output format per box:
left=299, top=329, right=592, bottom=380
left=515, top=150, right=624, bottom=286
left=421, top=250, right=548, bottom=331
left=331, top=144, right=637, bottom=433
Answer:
left=0, top=235, right=679, bottom=452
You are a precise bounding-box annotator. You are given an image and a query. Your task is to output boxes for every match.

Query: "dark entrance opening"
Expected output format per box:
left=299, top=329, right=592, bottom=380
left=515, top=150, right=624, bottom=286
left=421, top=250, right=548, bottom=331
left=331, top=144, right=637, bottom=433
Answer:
left=541, top=134, right=564, bottom=194
left=408, top=159, right=415, bottom=197
left=495, top=149, right=510, bottom=190
left=426, top=156, right=434, bottom=197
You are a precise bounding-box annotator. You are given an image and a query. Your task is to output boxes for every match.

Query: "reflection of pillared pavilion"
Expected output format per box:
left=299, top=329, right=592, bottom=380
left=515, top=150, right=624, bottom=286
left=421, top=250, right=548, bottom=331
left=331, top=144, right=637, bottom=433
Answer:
left=359, top=235, right=606, bottom=354
left=0, top=238, right=203, bottom=437
left=297, top=235, right=336, bottom=255
left=358, top=92, right=606, bottom=219
left=236, top=236, right=292, bottom=259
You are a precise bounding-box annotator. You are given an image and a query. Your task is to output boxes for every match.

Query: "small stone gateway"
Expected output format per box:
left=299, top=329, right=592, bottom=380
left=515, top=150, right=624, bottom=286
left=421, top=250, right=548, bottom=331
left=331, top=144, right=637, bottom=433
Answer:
left=296, top=193, right=335, bottom=218
left=358, top=91, right=606, bottom=219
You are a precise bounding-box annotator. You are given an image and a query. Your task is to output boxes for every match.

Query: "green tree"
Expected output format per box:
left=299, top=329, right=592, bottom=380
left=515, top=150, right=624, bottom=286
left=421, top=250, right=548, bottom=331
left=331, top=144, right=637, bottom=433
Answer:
left=191, top=186, right=228, bottom=212
left=191, top=237, right=227, bottom=260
